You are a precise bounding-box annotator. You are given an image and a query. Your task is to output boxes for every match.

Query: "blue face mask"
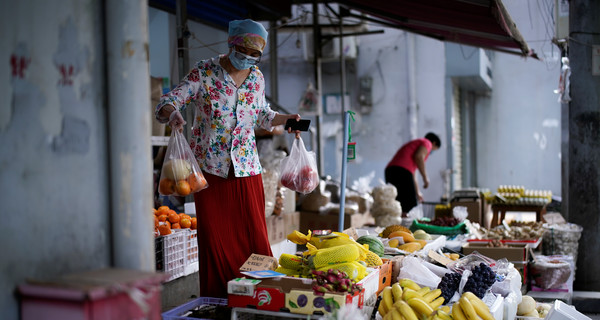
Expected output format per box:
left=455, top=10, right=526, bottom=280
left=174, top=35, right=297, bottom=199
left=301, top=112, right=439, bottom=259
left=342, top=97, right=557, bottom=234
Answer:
left=229, top=49, right=260, bottom=70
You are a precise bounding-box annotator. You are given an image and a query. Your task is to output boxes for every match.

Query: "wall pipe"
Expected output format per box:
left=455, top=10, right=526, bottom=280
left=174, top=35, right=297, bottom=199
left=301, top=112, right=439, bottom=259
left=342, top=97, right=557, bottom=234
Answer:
left=105, top=0, right=154, bottom=270
left=338, top=111, right=350, bottom=232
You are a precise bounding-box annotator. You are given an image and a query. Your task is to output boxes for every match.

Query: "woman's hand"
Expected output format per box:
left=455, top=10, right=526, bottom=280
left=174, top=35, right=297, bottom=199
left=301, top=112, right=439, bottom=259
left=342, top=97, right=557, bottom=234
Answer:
left=169, top=110, right=186, bottom=132
left=273, top=113, right=302, bottom=138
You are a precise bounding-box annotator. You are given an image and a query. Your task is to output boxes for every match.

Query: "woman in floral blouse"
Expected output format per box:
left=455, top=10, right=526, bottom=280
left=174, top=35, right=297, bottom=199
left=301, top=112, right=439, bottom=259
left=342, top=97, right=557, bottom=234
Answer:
left=156, top=19, right=301, bottom=298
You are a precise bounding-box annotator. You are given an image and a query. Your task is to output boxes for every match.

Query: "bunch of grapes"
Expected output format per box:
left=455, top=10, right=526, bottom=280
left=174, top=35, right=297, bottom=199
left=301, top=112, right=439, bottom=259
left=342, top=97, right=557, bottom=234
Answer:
left=418, top=216, right=460, bottom=226
left=463, top=263, right=497, bottom=298
left=311, top=269, right=363, bottom=296
left=437, top=272, right=462, bottom=302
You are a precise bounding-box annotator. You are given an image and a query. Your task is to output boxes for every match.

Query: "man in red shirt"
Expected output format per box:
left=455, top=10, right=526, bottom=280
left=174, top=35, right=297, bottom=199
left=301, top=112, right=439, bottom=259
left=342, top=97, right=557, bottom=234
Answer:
left=385, top=132, right=441, bottom=215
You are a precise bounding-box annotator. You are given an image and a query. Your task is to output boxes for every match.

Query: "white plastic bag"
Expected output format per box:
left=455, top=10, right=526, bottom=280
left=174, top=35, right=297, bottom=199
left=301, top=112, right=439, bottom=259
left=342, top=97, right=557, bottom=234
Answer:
left=398, top=256, right=441, bottom=289
left=279, top=136, right=319, bottom=194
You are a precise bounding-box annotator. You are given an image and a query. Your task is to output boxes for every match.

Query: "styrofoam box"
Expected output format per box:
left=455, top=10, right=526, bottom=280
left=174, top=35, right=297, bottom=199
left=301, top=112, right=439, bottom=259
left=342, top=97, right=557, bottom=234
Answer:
left=488, top=294, right=504, bottom=320
left=545, top=300, right=591, bottom=320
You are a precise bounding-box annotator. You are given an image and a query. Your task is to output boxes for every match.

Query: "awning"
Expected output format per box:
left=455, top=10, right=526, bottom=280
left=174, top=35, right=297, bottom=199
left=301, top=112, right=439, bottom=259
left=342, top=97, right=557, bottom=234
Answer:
left=336, top=0, right=538, bottom=59
left=149, top=0, right=536, bottom=59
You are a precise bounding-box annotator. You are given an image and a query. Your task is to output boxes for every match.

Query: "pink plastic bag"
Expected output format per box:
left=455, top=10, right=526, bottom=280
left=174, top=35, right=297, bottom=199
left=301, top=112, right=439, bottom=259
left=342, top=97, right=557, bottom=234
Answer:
left=279, top=136, right=319, bottom=194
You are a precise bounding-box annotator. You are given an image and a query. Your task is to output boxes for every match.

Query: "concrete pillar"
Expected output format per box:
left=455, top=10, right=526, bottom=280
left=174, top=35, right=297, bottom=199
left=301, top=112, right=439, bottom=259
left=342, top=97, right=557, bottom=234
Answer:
left=105, top=0, right=154, bottom=271
left=568, top=0, right=600, bottom=291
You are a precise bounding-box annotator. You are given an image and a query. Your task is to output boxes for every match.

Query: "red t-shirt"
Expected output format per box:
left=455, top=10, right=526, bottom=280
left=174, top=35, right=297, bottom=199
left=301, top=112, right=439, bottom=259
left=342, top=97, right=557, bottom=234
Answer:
left=386, top=138, right=433, bottom=173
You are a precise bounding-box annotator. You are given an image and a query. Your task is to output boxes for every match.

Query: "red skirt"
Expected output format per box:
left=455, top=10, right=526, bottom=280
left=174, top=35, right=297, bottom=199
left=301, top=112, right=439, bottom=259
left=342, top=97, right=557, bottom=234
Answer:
left=193, top=169, right=273, bottom=298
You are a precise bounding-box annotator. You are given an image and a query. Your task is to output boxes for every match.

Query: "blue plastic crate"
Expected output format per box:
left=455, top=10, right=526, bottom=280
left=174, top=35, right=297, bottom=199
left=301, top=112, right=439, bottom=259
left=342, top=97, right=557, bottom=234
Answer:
left=161, top=297, right=228, bottom=320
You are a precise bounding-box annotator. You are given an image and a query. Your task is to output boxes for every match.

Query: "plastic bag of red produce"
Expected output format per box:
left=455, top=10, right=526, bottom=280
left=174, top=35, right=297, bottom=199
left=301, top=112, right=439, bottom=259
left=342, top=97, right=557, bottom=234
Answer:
left=279, top=136, right=319, bottom=194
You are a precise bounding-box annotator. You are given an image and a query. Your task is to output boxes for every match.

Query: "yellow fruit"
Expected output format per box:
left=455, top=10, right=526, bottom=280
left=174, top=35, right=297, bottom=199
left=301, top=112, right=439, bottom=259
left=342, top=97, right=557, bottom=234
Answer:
left=380, top=225, right=411, bottom=238
left=388, top=238, right=400, bottom=248
left=407, top=297, right=434, bottom=317
left=430, top=296, right=445, bottom=309
left=423, top=288, right=442, bottom=303
left=399, top=278, right=421, bottom=291
left=452, top=301, right=468, bottom=320
left=391, top=282, right=403, bottom=302
left=415, top=240, right=428, bottom=248
left=403, top=288, right=422, bottom=301
left=397, top=300, right=419, bottom=320
left=398, top=242, right=422, bottom=253
left=388, top=230, right=416, bottom=242
left=459, top=296, right=479, bottom=320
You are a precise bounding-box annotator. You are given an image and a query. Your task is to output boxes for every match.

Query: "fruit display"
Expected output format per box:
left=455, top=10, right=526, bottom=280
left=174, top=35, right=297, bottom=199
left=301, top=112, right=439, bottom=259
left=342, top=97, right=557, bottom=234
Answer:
left=462, top=263, right=497, bottom=299
left=383, top=229, right=431, bottom=253
left=376, top=278, right=496, bottom=320
left=437, top=272, right=461, bottom=302
left=311, top=269, right=363, bottom=297
left=418, top=216, right=461, bottom=227
left=283, top=230, right=382, bottom=280
left=153, top=205, right=196, bottom=237
left=489, top=185, right=552, bottom=205
left=356, top=235, right=385, bottom=257
left=517, top=295, right=552, bottom=318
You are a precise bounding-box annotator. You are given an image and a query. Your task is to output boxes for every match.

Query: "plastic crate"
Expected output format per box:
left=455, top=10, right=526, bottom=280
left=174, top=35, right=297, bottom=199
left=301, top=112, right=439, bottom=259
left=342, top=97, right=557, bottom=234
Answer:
left=156, top=230, right=187, bottom=281
left=161, top=297, right=228, bottom=320
left=231, top=308, right=326, bottom=320
left=186, top=229, right=198, bottom=264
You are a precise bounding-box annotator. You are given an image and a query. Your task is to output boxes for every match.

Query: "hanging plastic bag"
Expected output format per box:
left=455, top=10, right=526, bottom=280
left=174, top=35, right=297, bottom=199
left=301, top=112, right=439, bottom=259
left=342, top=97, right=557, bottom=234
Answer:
left=279, top=136, right=319, bottom=194
left=158, top=129, right=208, bottom=196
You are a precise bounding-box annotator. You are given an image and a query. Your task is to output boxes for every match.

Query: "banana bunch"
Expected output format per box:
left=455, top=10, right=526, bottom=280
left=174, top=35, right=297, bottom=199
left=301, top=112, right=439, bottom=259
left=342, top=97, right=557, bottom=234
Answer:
left=378, top=279, right=447, bottom=320
left=451, top=292, right=495, bottom=320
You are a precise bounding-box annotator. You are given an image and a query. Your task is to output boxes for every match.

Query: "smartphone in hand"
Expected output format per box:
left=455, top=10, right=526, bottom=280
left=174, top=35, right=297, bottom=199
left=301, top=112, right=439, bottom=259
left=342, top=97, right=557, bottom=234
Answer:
left=284, top=119, right=311, bottom=131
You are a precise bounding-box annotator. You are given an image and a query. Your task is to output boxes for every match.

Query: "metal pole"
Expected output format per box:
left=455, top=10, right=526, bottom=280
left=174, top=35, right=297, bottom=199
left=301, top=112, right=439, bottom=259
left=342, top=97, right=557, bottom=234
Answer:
left=269, top=20, right=279, bottom=102
left=339, top=13, right=347, bottom=120
left=313, top=1, right=324, bottom=174
left=176, top=0, right=191, bottom=139
left=105, top=0, right=154, bottom=271
left=338, top=112, right=350, bottom=232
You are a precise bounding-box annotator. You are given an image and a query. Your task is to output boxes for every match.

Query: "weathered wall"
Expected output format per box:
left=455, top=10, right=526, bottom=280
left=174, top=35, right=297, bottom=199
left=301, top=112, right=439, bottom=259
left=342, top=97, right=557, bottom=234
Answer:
left=0, top=1, right=110, bottom=318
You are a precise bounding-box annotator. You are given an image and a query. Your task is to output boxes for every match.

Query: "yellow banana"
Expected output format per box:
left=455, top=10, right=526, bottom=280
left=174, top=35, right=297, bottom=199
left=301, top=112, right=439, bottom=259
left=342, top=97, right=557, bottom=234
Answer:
left=459, top=296, right=479, bottom=320
left=423, top=288, right=442, bottom=303
left=436, top=309, right=453, bottom=320
left=452, top=301, right=468, bottom=320
left=382, top=287, right=394, bottom=315
left=429, top=296, right=445, bottom=309
left=397, top=300, right=419, bottom=320
left=461, top=291, right=479, bottom=301
left=402, top=288, right=422, bottom=301
left=392, top=282, right=403, bottom=302
left=440, top=305, right=451, bottom=314
left=407, top=297, right=434, bottom=317
left=378, top=296, right=389, bottom=317
left=382, top=311, right=393, bottom=320
left=465, top=295, right=494, bottom=320
left=417, top=286, right=431, bottom=296
left=391, top=308, right=404, bottom=320
left=399, top=278, right=421, bottom=291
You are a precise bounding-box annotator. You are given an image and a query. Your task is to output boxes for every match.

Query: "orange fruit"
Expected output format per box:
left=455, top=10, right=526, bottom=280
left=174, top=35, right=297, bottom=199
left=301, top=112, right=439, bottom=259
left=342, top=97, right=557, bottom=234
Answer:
left=180, top=218, right=191, bottom=229
left=158, top=215, right=168, bottom=222
left=158, top=224, right=171, bottom=236
left=180, top=213, right=191, bottom=221
left=157, top=206, right=170, bottom=216
left=171, top=223, right=181, bottom=229
left=153, top=208, right=158, bottom=216
left=187, top=173, right=207, bottom=192
left=154, top=216, right=159, bottom=227
left=175, top=180, right=191, bottom=196
left=159, top=179, right=176, bottom=195
left=191, top=217, right=197, bottom=230
left=164, top=220, right=171, bottom=228
left=168, top=212, right=180, bottom=224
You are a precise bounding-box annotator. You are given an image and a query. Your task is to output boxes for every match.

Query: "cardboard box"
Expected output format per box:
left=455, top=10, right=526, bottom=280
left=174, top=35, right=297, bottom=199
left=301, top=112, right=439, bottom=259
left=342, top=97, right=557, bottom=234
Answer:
left=266, top=214, right=285, bottom=244
left=451, top=198, right=482, bottom=224
left=299, top=211, right=374, bottom=234
left=462, top=242, right=530, bottom=263
left=228, top=275, right=366, bottom=314
left=377, top=260, right=393, bottom=296
left=283, top=211, right=300, bottom=238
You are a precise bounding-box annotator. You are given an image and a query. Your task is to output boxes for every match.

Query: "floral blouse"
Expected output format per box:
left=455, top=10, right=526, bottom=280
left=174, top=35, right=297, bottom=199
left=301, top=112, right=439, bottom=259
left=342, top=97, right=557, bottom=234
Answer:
left=155, top=55, right=276, bottom=178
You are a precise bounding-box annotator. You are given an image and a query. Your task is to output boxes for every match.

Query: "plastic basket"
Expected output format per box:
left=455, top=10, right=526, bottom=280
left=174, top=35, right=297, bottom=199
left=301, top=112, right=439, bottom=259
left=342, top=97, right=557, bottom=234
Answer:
left=156, top=230, right=187, bottom=281
left=161, top=297, right=228, bottom=320
left=409, top=219, right=467, bottom=236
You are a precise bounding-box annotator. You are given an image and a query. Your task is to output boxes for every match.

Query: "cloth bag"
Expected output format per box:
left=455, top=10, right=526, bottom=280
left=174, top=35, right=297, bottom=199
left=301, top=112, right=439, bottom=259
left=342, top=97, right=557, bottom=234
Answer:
left=279, top=136, right=319, bottom=194
left=158, top=129, right=208, bottom=196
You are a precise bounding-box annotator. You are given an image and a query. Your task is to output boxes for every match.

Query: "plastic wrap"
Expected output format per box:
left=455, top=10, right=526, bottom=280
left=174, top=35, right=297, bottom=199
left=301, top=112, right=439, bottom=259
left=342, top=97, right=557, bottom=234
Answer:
left=542, top=223, right=583, bottom=262
left=530, top=255, right=572, bottom=290
left=398, top=256, right=441, bottom=289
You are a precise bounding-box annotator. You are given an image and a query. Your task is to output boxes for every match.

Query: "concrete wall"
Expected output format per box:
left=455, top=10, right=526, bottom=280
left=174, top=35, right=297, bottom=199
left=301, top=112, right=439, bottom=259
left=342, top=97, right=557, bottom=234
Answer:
left=476, top=0, right=562, bottom=195
left=0, top=1, right=110, bottom=318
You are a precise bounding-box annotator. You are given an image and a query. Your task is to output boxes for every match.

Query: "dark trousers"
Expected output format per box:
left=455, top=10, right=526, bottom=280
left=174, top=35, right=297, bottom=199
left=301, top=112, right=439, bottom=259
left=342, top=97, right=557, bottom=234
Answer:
left=385, top=166, right=417, bottom=214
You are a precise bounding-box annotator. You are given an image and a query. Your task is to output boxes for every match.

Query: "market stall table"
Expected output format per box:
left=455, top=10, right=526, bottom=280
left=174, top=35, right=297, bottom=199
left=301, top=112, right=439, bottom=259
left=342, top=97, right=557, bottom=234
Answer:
left=490, top=204, right=547, bottom=227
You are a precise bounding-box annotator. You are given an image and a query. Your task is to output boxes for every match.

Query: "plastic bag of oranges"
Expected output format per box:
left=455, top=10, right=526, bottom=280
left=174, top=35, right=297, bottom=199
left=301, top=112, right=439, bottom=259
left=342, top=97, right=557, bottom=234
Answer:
left=158, top=129, right=208, bottom=196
